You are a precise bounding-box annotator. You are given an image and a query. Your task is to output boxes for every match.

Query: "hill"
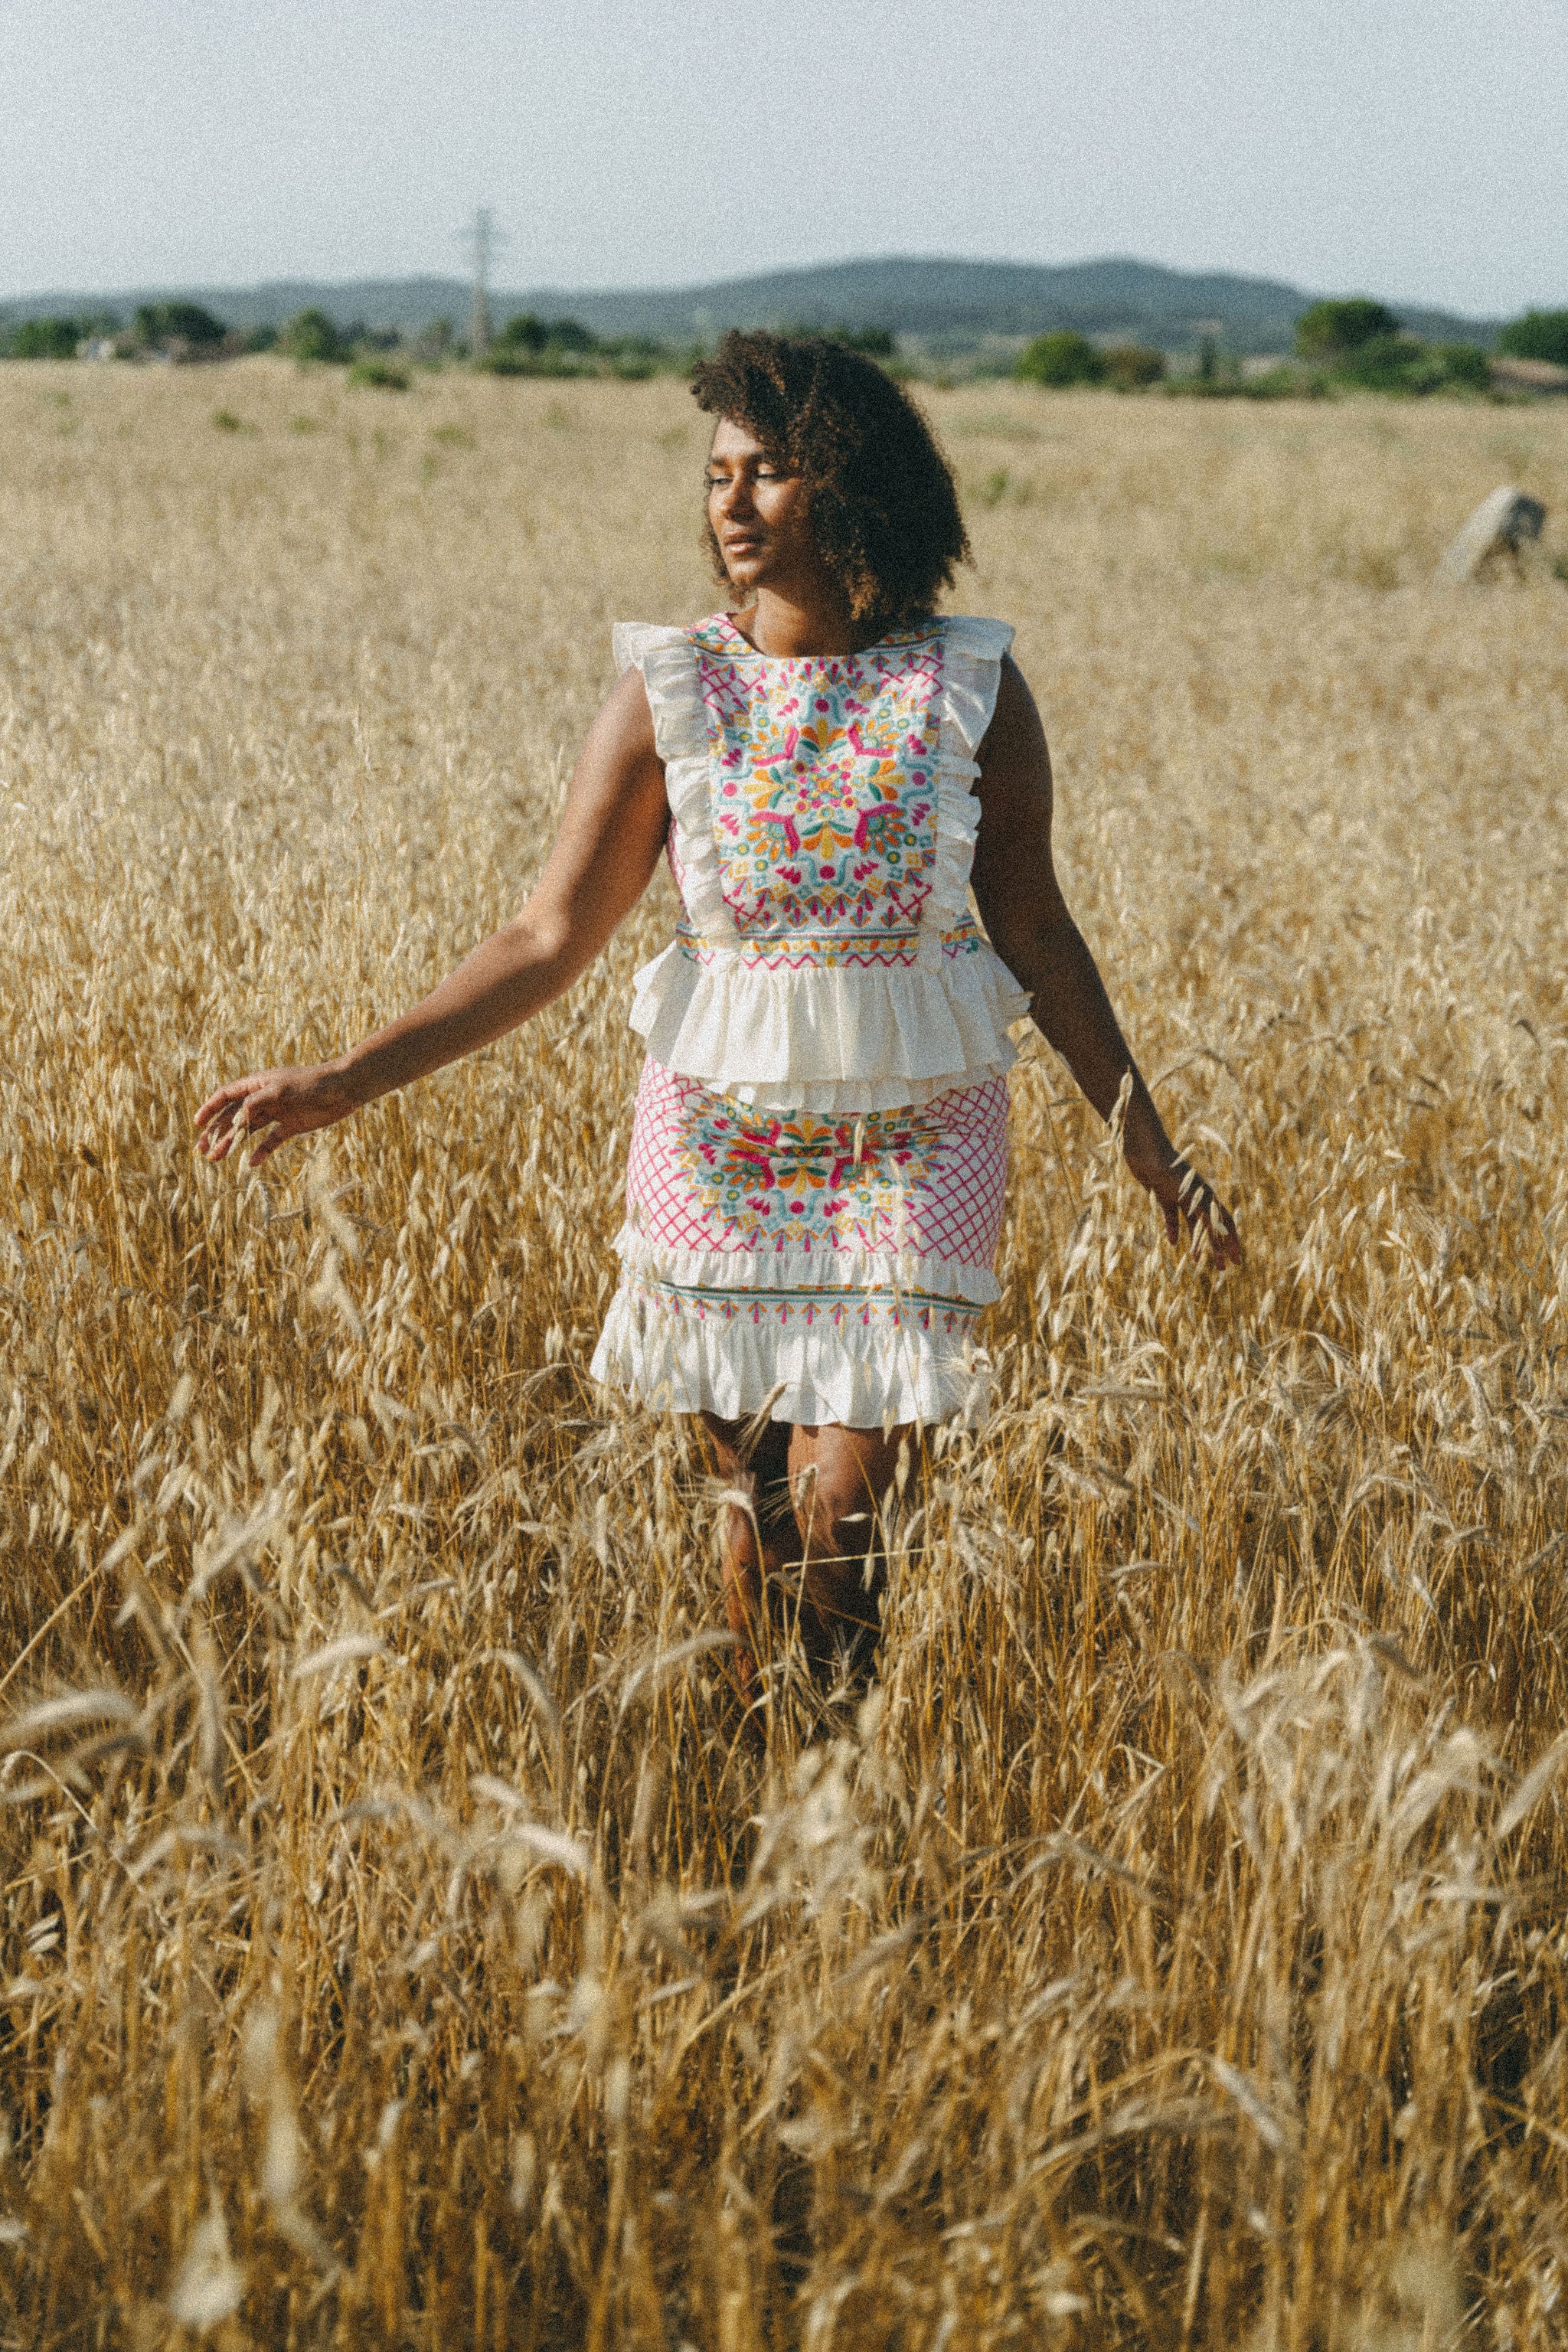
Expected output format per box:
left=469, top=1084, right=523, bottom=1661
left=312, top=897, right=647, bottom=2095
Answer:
left=0, top=255, right=1498, bottom=356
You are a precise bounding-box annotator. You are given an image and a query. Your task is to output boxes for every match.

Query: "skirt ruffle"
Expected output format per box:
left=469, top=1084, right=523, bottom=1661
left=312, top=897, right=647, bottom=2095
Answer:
left=590, top=1272, right=993, bottom=1429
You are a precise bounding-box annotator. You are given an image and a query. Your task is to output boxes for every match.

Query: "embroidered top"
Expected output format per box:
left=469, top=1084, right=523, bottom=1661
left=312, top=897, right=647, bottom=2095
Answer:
left=611, top=612, right=1030, bottom=1112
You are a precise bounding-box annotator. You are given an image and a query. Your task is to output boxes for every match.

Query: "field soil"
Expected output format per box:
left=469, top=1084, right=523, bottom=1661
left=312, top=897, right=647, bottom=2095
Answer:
left=3, top=358, right=1568, bottom=2347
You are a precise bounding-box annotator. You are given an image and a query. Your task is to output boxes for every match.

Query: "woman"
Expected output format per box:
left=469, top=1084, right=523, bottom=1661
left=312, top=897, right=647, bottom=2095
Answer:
left=197, top=332, right=1240, bottom=1701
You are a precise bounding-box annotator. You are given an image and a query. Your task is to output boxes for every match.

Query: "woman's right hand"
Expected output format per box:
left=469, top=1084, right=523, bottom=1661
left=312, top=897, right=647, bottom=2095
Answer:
left=194, top=1063, right=360, bottom=1166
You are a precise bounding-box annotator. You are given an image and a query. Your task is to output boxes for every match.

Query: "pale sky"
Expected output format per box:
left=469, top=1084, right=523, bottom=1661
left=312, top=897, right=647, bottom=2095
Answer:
left=2, top=0, right=1564, bottom=317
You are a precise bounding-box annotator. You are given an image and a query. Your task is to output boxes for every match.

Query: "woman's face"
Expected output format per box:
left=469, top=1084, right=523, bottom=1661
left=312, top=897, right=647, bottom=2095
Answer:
left=705, top=416, right=826, bottom=606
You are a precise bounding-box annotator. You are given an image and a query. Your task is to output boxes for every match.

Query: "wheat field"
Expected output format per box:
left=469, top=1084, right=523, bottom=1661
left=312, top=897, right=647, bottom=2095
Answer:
left=2, top=354, right=1567, bottom=2349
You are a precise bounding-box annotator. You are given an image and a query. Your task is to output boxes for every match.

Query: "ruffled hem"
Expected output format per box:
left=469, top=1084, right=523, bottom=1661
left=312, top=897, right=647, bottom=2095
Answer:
left=590, top=1281, right=993, bottom=1429
left=629, top=936, right=1031, bottom=1109
left=609, top=1228, right=1002, bottom=1306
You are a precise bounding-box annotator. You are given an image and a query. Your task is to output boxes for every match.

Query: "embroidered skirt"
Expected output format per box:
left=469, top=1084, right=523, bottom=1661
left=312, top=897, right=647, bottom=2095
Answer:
left=590, top=1057, right=1010, bottom=1428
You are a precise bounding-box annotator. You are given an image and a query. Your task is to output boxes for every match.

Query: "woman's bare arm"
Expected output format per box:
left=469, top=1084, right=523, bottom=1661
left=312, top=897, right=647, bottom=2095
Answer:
left=970, top=657, right=1240, bottom=1263
left=195, top=668, right=669, bottom=1165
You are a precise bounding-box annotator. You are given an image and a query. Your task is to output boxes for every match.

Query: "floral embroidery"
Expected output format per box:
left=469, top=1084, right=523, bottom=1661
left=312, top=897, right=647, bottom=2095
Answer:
left=683, top=1097, right=939, bottom=1250
left=688, top=616, right=944, bottom=942
left=625, top=1061, right=1010, bottom=1268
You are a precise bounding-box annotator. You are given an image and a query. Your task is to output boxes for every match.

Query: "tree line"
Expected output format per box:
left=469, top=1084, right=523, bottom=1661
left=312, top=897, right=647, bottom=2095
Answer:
left=1013, top=299, right=1568, bottom=398
left=4, top=292, right=1565, bottom=400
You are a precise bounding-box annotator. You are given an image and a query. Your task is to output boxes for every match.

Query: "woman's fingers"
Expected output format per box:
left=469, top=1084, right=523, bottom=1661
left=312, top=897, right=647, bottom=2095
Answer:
left=1138, top=1155, right=1243, bottom=1268
left=194, top=1074, right=280, bottom=1160
left=194, top=1076, right=262, bottom=1134
left=1183, top=1181, right=1243, bottom=1267
left=194, top=1064, right=355, bottom=1167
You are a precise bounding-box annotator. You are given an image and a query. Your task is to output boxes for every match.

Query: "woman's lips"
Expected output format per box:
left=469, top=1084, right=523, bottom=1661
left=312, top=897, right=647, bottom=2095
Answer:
left=724, top=534, right=764, bottom=554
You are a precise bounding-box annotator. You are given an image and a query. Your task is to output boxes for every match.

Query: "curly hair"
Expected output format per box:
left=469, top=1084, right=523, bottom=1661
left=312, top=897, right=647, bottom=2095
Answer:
left=689, top=330, right=969, bottom=629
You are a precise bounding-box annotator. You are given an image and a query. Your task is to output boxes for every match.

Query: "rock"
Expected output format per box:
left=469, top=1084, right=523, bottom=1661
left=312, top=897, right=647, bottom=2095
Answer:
left=1441, top=485, right=1547, bottom=582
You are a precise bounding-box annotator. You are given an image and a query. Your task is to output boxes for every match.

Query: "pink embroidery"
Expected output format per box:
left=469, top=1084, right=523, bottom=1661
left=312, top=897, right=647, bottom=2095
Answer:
left=689, top=616, right=944, bottom=946
left=626, top=1060, right=1009, bottom=1266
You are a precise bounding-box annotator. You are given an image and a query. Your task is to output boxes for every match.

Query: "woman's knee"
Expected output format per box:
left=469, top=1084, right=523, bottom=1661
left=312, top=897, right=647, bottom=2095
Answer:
left=788, top=1425, right=908, bottom=1555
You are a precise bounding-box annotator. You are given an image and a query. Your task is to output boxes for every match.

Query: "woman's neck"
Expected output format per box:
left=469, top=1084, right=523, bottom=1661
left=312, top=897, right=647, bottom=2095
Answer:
left=733, top=588, right=878, bottom=659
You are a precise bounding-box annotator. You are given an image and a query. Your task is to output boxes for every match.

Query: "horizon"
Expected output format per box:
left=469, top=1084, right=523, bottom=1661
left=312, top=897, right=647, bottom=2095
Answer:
left=0, top=250, right=1510, bottom=335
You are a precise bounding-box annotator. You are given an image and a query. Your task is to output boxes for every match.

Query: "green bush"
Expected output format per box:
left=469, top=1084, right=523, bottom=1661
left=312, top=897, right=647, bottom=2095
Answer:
left=8, top=317, right=80, bottom=359
left=1295, top=299, right=1400, bottom=359
left=134, top=302, right=227, bottom=350
left=1332, top=332, right=1428, bottom=390
left=279, top=309, right=344, bottom=364
left=1432, top=341, right=1491, bottom=392
left=498, top=312, right=548, bottom=355
left=1104, top=342, right=1166, bottom=391
left=347, top=358, right=409, bottom=390
left=822, top=325, right=897, bottom=358
left=1014, top=331, right=1106, bottom=387
left=1330, top=334, right=1491, bottom=397
left=1497, top=309, right=1568, bottom=369
left=495, top=314, right=596, bottom=358
left=488, top=315, right=601, bottom=375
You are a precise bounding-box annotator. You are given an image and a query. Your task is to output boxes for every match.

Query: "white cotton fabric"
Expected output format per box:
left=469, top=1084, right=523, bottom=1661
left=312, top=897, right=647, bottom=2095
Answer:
left=592, top=1277, right=995, bottom=1429
left=612, top=616, right=1031, bottom=1114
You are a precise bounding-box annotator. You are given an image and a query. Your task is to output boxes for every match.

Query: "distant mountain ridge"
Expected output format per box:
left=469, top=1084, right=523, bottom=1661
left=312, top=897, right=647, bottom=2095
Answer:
left=0, top=255, right=1500, bottom=356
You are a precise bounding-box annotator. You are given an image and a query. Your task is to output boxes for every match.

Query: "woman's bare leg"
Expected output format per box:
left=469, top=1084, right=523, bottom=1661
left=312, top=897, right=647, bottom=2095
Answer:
left=701, top=1412, right=795, bottom=1707
left=701, top=1414, right=914, bottom=1700
left=786, top=1423, right=911, bottom=1684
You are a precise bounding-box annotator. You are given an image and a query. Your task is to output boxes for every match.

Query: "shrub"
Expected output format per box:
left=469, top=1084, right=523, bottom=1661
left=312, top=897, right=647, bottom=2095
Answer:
left=489, top=316, right=602, bottom=376
left=1432, top=341, right=1491, bottom=392
left=8, top=317, right=80, bottom=359
left=134, top=302, right=227, bottom=350
left=825, top=326, right=897, bottom=358
left=496, top=314, right=596, bottom=358
left=1104, top=342, right=1166, bottom=391
left=347, top=358, right=409, bottom=390
left=1497, top=309, right=1568, bottom=369
left=498, top=313, right=548, bottom=355
left=279, top=309, right=343, bottom=364
left=1332, top=332, right=1429, bottom=391
left=1014, top=331, right=1106, bottom=387
left=1295, top=299, right=1400, bottom=360
left=1328, top=335, right=1491, bottom=397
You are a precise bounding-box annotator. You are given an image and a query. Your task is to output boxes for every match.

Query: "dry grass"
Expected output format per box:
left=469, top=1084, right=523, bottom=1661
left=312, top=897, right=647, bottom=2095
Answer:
left=2, top=356, right=1568, bottom=2349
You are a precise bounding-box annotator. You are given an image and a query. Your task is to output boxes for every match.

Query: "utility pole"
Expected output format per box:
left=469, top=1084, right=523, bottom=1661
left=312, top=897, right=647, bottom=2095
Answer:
left=462, top=207, right=505, bottom=359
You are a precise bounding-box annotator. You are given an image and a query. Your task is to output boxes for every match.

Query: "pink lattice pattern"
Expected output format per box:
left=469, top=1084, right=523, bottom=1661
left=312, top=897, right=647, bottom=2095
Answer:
left=623, top=1060, right=1009, bottom=1269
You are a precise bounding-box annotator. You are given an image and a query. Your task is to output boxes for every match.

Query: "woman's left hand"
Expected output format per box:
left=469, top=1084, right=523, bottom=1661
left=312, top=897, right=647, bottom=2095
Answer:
left=1128, top=1148, right=1243, bottom=1267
